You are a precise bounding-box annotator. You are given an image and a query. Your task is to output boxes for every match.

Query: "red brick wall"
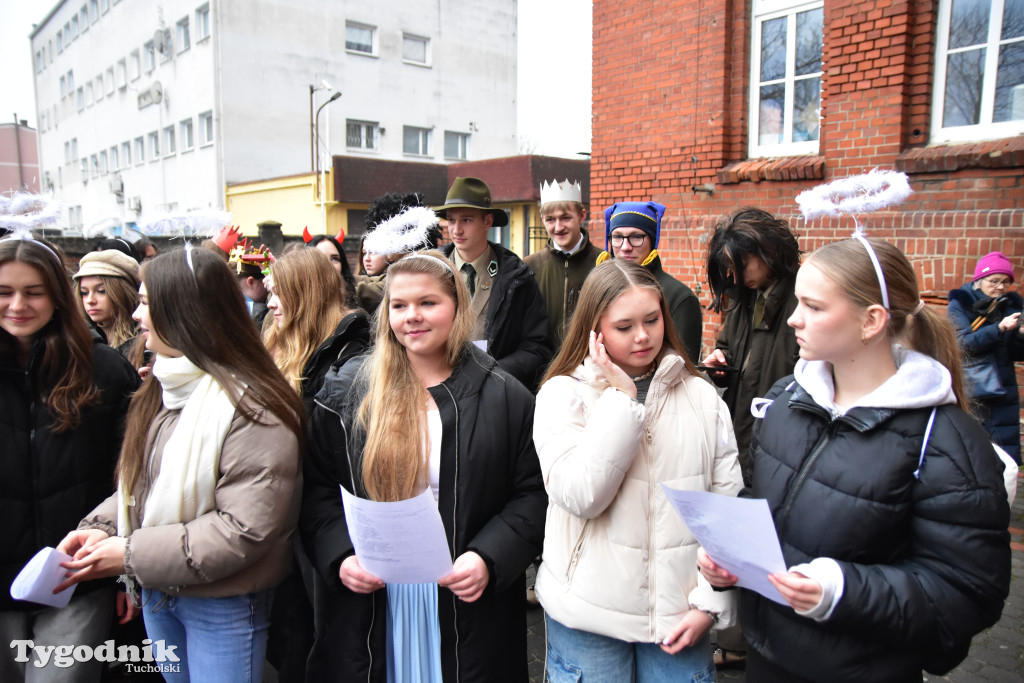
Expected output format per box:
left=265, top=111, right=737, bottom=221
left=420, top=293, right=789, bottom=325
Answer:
left=592, top=0, right=1024, bottom=402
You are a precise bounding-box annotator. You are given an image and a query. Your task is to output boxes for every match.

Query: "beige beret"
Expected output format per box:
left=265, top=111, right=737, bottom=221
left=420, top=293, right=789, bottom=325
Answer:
left=73, top=249, right=141, bottom=286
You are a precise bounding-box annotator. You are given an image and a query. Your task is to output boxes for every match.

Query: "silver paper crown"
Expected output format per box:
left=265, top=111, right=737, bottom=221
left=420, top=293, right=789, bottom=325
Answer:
left=540, top=179, right=582, bottom=205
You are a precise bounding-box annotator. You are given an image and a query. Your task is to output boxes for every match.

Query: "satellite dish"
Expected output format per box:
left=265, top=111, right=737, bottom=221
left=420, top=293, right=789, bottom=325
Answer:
left=150, top=81, right=163, bottom=104
left=154, top=29, right=167, bottom=53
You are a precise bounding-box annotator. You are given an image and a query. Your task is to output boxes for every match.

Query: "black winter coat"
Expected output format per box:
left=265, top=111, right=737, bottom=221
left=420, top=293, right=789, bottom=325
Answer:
left=742, top=376, right=1010, bottom=682
left=298, top=311, right=370, bottom=416
left=947, top=285, right=1024, bottom=462
left=0, top=340, right=140, bottom=611
left=301, top=344, right=547, bottom=682
left=442, top=242, right=552, bottom=391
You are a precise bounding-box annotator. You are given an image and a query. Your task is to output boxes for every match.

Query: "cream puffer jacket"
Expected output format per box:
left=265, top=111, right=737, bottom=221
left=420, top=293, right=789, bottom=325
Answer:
left=534, top=351, right=743, bottom=643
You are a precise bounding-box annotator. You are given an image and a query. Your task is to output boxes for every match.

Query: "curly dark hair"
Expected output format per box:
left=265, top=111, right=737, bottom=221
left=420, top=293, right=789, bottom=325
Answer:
left=706, top=207, right=801, bottom=313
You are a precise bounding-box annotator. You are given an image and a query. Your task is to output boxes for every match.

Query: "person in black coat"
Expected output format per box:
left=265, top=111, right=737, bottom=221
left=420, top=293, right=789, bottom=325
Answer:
left=698, top=238, right=1010, bottom=682
left=0, top=233, right=140, bottom=682
left=301, top=251, right=546, bottom=682
left=946, top=251, right=1024, bottom=463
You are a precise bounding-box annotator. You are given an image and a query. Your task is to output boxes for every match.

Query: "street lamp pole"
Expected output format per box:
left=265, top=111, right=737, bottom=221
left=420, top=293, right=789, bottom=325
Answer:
left=315, top=91, right=342, bottom=235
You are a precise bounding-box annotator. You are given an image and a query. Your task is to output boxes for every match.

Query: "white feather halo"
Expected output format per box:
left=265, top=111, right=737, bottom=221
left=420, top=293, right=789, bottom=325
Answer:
left=0, top=192, right=62, bottom=230
left=362, top=206, right=439, bottom=255
left=796, top=169, right=912, bottom=229
left=137, top=209, right=232, bottom=237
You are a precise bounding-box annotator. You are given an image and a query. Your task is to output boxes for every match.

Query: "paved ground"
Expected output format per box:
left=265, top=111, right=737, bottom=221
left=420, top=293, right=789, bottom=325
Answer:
left=526, top=473, right=1024, bottom=683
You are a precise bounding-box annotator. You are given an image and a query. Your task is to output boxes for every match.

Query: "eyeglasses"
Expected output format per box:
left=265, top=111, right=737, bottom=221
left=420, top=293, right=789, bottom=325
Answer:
left=610, top=233, right=648, bottom=248
left=983, top=276, right=1012, bottom=288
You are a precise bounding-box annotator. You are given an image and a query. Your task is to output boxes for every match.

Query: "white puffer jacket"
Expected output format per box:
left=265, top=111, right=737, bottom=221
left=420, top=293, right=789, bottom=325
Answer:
left=534, top=351, right=743, bottom=643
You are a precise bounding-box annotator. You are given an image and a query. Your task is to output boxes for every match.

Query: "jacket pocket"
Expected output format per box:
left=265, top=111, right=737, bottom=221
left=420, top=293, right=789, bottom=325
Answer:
left=565, top=520, right=591, bottom=585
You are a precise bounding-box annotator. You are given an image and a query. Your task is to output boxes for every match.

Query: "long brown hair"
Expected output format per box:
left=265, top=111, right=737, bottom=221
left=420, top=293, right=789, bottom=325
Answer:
left=0, top=237, right=99, bottom=431
left=116, top=246, right=304, bottom=490
left=806, top=238, right=969, bottom=411
left=264, top=249, right=350, bottom=392
left=356, top=251, right=474, bottom=501
left=543, top=259, right=697, bottom=384
left=76, top=273, right=139, bottom=349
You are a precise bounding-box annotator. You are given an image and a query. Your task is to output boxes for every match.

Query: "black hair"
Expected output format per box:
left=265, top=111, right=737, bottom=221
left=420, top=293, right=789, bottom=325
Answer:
left=95, top=237, right=140, bottom=262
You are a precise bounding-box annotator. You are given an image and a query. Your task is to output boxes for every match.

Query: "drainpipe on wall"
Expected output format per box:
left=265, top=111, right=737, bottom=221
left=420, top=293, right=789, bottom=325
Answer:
left=13, top=114, right=25, bottom=189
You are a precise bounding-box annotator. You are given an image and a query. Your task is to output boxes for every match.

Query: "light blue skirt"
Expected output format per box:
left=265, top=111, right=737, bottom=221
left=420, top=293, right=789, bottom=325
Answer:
left=386, top=582, right=443, bottom=682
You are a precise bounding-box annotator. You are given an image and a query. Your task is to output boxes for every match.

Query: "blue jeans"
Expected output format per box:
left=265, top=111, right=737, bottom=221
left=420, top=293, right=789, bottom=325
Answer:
left=545, top=614, right=715, bottom=683
left=141, top=589, right=273, bottom=683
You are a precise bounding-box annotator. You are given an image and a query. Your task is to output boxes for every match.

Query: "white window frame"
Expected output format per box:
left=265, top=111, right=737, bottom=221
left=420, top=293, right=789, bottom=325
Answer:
left=60, top=75, right=67, bottom=99
left=444, top=131, right=470, bottom=160
left=106, top=67, right=115, bottom=95
left=402, top=33, right=431, bottom=66
left=121, top=141, right=131, bottom=167
left=129, top=50, right=140, bottom=80
left=933, top=0, right=1024, bottom=142
left=163, top=125, right=176, bottom=156
left=109, top=145, right=118, bottom=171
left=180, top=118, right=194, bottom=151
left=134, top=136, right=145, bottom=165
left=403, top=125, right=432, bottom=156
left=57, top=29, right=63, bottom=53
left=748, top=0, right=823, bottom=158
left=148, top=130, right=160, bottom=160
left=98, top=150, right=107, bottom=175
left=345, top=22, right=377, bottom=56
left=177, top=17, right=191, bottom=53
left=101, top=0, right=109, bottom=13
left=144, top=41, right=156, bottom=72
left=346, top=119, right=380, bottom=150
left=80, top=7, right=89, bottom=32
left=199, top=110, right=214, bottom=146
left=89, top=0, right=99, bottom=23
left=76, top=87, right=85, bottom=111
left=196, top=4, right=210, bottom=42
left=117, top=59, right=127, bottom=88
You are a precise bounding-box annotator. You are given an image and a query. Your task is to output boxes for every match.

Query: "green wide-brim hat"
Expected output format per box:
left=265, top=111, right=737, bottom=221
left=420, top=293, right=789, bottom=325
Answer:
left=434, top=177, right=509, bottom=227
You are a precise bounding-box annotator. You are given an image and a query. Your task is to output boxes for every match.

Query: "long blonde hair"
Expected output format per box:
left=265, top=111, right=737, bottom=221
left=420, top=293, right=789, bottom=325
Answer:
left=356, top=251, right=474, bottom=501
left=543, top=259, right=696, bottom=384
left=806, top=238, right=969, bottom=411
left=263, top=249, right=350, bottom=392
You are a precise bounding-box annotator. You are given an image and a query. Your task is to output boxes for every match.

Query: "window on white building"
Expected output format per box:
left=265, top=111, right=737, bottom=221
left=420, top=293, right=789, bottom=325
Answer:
left=106, top=67, right=115, bottom=95
left=90, top=154, right=99, bottom=178
left=71, top=138, right=78, bottom=160
left=86, top=82, right=94, bottom=106
left=933, top=0, right=1024, bottom=142
left=77, top=87, right=85, bottom=111
left=403, top=126, right=431, bottom=155
left=99, top=150, right=107, bottom=175
left=199, top=110, right=214, bottom=145
left=346, top=23, right=376, bottom=55
left=64, top=141, right=71, bottom=164
left=89, top=0, right=99, bottom=23
left=346, top=119, right=380, bottom=149
left=403, top=34, right=430, bottom=65
left=80, top=7, right=89, bottom=32
left=444, top=131, right=470, bottom=160
left=148, top=131, right=159, bottom=160
left=57, top=30, right=63, bottom=53
left=164, top=125, right=176, bottom=156
left=748, top=0, right=823, bottom=158
left=60, top=75, right=67, bottom=99
left=130, top=50, right=140, bottom=80
left=144, top=41, right=156, bottom=72
left=101, top=0, right=109, bottom=13
left=122, top=141, right=131, bottom=167
left=110, top=145, right=118, bottom=171
left=134, top=136, right=145, bottom=164
left=66, top=20, right=74, bottom=41
left=180, top=118, right=194, bottom=150
left=117, top=59, right=127, bottom=88
left=177, top=18, right=190, bottom=53
left=81, top=158, right=88, bottom=182
left=196, top=4, right=211, bottom=41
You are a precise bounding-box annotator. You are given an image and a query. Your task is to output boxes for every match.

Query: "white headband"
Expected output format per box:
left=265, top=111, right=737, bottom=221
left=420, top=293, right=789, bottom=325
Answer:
left=0, top=226, right=62, bottom=264
left=399, top=252, right=456, bottom=278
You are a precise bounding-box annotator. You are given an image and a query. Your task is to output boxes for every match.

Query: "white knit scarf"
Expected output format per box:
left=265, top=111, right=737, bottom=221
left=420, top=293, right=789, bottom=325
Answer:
left=116, top=354, right=236, bottom=536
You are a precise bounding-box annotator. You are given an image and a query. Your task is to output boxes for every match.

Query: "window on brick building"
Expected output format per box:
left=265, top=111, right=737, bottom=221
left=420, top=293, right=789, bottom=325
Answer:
left=933, top=0, right=1024, bottom=142
left=748, top=0, right=823, bottom=158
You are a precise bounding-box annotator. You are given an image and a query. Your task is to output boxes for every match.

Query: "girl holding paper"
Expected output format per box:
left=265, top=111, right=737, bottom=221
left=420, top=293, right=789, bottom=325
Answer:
left=0, top=229, right=139, bottom=682
left=533, top=259, right=743, bottom=682
left=300, top=250, right=546, bottom=682
left=56, top=246, right=303, bottom=683
left=698, top=238, right=1011, bottom=681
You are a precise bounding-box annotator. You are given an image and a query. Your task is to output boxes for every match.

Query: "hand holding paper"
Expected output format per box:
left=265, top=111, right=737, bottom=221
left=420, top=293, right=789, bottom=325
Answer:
left=10, top=547, right=77, bottom=608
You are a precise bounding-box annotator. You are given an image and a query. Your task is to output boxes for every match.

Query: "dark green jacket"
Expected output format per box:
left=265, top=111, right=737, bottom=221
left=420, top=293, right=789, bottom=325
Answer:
left=524, top=234, right=606, bottom=346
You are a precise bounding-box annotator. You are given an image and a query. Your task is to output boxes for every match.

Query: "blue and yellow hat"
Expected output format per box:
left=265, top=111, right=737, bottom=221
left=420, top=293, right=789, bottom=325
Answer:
left=603, top=201, right=667, bottom=252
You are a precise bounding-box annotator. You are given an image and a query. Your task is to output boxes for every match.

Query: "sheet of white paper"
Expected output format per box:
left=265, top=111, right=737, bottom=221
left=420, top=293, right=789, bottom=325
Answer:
left=10, top=547, right=77, bottom=608
left=660, top=486, right=788, bottom=605
left=472, top=340, right=487, bottom=352
left=341, top=487, right=454, bottom=584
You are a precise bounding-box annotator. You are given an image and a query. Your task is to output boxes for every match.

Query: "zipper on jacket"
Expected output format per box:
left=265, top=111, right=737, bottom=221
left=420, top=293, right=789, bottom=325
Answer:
left=646, top=425, right=656, bottom=641
left=313, top=398, right=356, bottom=493
left=365, top=591, right=375, bottom=683
left=566, top=519, right=591, bottom=583
left=778, top=419, right=840, bottom=535
left=562, top=258, right=570, bottom=330
left=439, top=381, right=461, bottom=682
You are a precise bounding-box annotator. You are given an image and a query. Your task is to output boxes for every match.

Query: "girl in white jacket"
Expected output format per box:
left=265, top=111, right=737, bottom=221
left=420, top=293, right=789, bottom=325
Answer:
left=535, top=259, right=743, bottom=682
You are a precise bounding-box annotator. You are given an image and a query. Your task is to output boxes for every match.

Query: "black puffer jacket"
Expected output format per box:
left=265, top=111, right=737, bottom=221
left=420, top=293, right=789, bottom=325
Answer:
left=947, top=285, right=1024, bottom=462
left=442, top=242, right=552, bottom=391
left=301, top=344, right=547, bottom=682
left=742, top=356, right=1010, bottom=682
left=298, top=311, right=370, bottom=416
left=0, top=340, right=140, bottom=611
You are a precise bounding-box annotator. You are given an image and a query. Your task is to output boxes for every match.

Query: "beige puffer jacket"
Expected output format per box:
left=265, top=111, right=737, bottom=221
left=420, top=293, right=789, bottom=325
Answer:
left=534, top=351, right=742, bottom=643
left=82, top=402, right=300, bottom=598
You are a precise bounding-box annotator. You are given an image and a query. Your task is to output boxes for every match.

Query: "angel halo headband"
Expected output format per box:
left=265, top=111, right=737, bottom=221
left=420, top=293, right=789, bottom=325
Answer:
left=796, top=169, right=913, bottom=311
left=363, top=206, right=439, bottom=256
left=0, top=193, right=63, bottom=264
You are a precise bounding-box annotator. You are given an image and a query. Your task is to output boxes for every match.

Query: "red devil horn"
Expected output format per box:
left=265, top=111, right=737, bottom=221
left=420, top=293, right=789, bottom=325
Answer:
left=302, top=226, right=313, bottom=243
left=336, top=229, right=346, bottom=242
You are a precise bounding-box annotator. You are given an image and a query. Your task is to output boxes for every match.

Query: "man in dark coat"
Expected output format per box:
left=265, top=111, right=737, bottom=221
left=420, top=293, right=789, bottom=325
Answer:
left=598, top=201, right=703, bottom=363
left=436, top=177, right=552, bottom=391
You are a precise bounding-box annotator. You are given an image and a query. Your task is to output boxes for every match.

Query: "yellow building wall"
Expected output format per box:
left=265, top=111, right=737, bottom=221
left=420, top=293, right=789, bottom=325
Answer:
left=225, top=171, right=355, bottom=239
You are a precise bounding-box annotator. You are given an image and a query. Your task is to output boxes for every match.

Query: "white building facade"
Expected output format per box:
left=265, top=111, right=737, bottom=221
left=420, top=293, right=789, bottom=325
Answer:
left=30, top=0, right=518, bottom=232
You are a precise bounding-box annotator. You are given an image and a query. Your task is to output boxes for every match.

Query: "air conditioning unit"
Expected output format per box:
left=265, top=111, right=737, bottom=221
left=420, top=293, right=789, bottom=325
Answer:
left=109, top=175, right=123, bottom=194
left=128, top=196, right=142, bottom=212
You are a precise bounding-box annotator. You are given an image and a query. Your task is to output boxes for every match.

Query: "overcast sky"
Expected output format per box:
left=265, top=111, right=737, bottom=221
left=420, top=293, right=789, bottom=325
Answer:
left=0, top=0, right=591, bottom=158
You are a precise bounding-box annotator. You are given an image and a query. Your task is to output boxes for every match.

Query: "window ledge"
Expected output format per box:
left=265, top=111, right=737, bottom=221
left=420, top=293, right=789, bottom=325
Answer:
left=895, top=136, right=1024, bottom=174
left=717, top=155, right=825, bottom=184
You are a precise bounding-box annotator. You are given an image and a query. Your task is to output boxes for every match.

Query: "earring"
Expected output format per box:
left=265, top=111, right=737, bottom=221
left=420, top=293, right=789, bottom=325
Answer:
left=861, top=334, right=869, bottom=345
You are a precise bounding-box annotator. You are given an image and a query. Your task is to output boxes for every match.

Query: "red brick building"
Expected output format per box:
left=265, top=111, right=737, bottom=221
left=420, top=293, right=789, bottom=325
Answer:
left=591, top=0, right=1024, bottom=359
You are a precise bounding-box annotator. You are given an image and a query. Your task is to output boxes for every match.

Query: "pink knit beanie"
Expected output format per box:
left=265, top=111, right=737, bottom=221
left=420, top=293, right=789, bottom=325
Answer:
left=973, top=252, right=1015, bottom=283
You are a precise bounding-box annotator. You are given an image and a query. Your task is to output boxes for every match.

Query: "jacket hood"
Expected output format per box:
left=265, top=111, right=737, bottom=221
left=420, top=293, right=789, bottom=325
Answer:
left=794, top=344, right=956, bottom=414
